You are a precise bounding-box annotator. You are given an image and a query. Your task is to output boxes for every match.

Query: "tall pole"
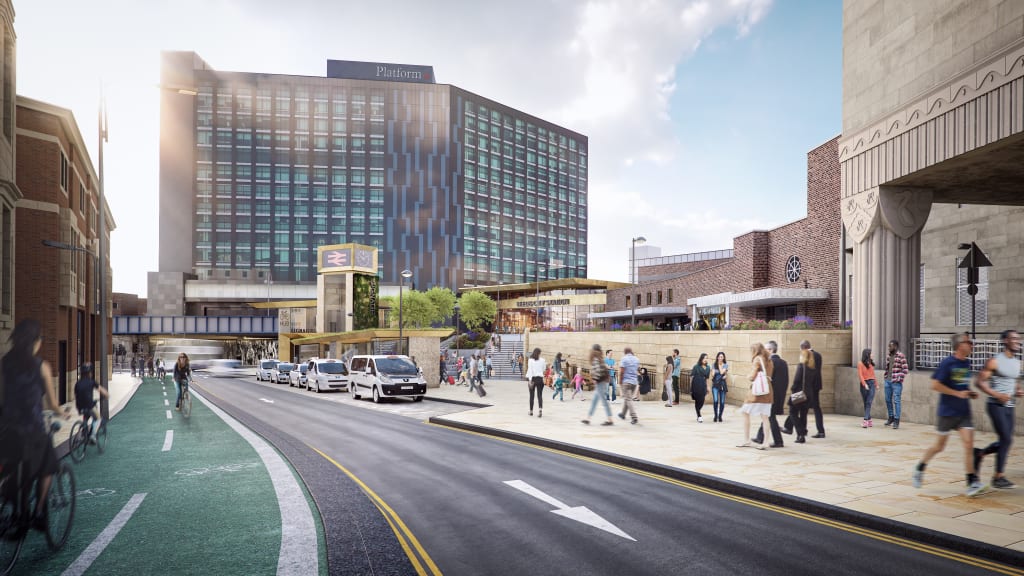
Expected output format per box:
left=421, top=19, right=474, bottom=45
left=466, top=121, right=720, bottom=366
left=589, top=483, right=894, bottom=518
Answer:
left=631, top=238, right=636, bottom=328
left=399, top=269, right=412, bottom=355
left=454, top=304, right=460, bottom=360
left=98, top=88, right=109, bottom=421
left=266, top=270, right=272, bottom=316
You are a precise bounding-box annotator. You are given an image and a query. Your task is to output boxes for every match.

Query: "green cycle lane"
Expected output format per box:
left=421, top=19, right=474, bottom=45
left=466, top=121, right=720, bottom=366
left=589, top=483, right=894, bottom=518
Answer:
left=14, top=377, right=326, bottom=576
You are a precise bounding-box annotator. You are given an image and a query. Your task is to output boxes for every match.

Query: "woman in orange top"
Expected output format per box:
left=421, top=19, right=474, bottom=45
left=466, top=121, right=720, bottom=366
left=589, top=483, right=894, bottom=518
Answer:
left=858, top=348, right=879, bottom=428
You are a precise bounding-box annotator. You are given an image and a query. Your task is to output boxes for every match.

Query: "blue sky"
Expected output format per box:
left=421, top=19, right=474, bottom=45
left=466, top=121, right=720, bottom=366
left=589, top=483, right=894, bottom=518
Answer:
left=15, top=0, right=842, bottom=296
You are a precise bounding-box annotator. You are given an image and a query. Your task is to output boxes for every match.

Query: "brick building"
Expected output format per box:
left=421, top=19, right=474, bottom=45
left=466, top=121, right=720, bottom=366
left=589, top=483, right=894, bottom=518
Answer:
left=596, top=136, right=843, bottom=330
left=112, top=292, right=147, bottom=316
left=15, top=96, right=114, bottom=404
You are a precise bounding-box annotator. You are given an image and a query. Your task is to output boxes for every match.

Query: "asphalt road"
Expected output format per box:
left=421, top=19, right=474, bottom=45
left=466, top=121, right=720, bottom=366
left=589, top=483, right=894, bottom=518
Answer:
left=193, top=373, right=1017, bottom=576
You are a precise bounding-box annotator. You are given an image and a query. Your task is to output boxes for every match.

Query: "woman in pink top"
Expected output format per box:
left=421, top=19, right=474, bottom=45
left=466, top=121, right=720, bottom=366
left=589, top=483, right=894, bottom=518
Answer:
left=858, top=348, right=879, bottom=427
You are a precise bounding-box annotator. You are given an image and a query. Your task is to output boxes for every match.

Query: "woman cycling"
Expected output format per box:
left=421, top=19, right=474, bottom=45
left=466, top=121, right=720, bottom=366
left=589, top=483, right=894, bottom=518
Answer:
left=173, top=353, right=192, bottom=411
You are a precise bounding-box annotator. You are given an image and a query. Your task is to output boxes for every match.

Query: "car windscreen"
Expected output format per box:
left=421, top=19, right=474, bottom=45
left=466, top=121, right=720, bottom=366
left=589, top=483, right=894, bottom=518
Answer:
left=277, top=363, right=294, bottom=372
left=298, top=365, right=308, bottom=373
left=375, top=358, right=418, bottom=376
left=261, top=361, right=277, bottom=369
left=319, top=362, right=348, bottom=375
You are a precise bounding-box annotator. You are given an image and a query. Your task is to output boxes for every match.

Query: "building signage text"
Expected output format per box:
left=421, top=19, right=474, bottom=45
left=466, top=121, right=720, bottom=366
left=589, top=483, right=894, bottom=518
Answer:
left=327, top=60, right=435, bottom=85
left=516, top=298, right=571, bottom=308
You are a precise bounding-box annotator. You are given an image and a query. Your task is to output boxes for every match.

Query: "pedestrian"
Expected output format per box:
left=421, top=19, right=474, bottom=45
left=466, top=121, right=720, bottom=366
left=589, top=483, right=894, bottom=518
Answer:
left=582, top=344, right=614, bottom=426
left=605, top=350, right=617, bottom=403
left=525, top=347, right=546, bottom=417
left=617, top=347, right=641, bottom=424
left=711, top=352, right=729, bottom=422
left=690, top=353, right=711, bottom=423
left=572, top=370, right=585, bottom=400
left=553, top=352, right=564, bottom=377
left=486, top=354, right=493, bottom=379
left=858, top=348, right=879, bottom=428
left=2, top=319, right=70, bottom=526
left=147, top=356, right=155, bottom=378
left=754, top=341, right=787, bottom=447
left=130, top=356, right=137, bottom=377
left=737, top=342, right=773, bottom=450
left=671, top=349, right=682, bottom=405
left=496, top=334, right=501, bottom=352
left=790, top=346, right=813, bottom=444
left=476, top=354, right=486, bottom=387
left=638, top=367, right=652, bottom=397
left=884, top=339, right=909, bottom=429
left=784, top=340, right=825, bottom=438
left=662, top=355, right=675, bottom=407
left=516, top=352, right=525, bottom=379
left=456, top=355, right=464, bottom=374
left=552, top=370, right=565, bottom=401
left=439, top=353, right=448, bottom=386
left=912, top=332, right=987, bottom=497
left=973, top=329, right=1024, bottom=489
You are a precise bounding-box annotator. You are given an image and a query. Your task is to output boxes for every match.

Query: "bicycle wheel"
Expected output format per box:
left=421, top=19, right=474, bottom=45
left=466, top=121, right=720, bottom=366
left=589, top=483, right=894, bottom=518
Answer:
left=44, top=461, right=75, bottom=551
left=181, top=389, right=192, bottom=418
left=68, top=421, right=86, bottom=463
left=0, top=493, right=24, bottom=576
left=94, top=421, right=108, bottom=454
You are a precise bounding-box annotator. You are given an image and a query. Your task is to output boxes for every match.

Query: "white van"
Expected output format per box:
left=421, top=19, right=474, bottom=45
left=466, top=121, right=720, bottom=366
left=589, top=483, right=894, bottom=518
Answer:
left=306, top=358, right=349, bottom=393
left=348, top=355, right=426, bottom=403
left=256, top=359, right=279, bottom=381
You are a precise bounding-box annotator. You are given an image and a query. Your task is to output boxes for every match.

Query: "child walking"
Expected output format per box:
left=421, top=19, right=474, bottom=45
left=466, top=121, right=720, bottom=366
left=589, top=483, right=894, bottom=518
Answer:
left=552, top=371, right=565, bottom=401
left=572, top=371, right=585, bottom=400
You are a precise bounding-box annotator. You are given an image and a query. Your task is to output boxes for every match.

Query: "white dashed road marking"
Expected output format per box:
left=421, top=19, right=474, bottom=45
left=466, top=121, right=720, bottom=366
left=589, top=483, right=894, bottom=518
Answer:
left=162, top=430, right=174, bottom=452
left=61, top=493, right=147, bottom=576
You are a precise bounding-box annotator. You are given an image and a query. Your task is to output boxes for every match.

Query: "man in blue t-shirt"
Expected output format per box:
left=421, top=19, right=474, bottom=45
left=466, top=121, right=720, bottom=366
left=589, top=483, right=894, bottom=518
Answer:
left=912, top=333, right=986, bottom=497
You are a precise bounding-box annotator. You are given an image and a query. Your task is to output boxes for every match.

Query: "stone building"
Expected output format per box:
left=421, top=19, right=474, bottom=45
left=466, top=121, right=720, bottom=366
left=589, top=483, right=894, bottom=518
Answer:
left=0, top=0, right=16, bottom=351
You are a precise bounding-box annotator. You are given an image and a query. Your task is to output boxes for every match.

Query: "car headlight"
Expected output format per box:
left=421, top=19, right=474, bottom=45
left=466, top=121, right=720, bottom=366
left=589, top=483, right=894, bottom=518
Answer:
left=379, top=375, right=393, bottom=384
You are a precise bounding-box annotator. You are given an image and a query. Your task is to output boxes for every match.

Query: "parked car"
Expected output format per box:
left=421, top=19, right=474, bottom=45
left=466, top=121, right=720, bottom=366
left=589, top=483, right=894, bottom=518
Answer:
left=306, top=358, right=349, bottom=393
left=271, top=362, right=295, bottom=384
left=288, top=364, right=308, bottom=388
left=256, top=359, right=280, bottom=381
left=348, top=355, right=426, bottom=403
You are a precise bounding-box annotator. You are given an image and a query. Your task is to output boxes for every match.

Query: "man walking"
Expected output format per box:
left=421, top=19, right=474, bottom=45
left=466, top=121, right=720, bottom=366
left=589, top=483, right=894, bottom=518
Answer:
left=617, top=347, right=641, bottom=424
left=884, top=340, right=909, bottom=429
left=974, top=329, right=1024, bottom=489
left=467, top=354, right=479, bottom=393
left=803, top=340, right=825, bottom=438
left=605, top=349, right=618, bottom=403
left=754, top=341, right=788, bottom=447
left=912, top=333, right=987, bottom=497
left=672, top=349, right=682, bottom=405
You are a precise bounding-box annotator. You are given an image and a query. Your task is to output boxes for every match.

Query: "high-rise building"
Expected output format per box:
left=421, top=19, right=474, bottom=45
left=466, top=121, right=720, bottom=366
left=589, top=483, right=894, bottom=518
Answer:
left=157, top=52, right=587, bottom=313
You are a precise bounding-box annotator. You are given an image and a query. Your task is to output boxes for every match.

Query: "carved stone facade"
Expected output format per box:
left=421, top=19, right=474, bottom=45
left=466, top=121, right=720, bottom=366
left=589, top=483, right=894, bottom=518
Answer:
left=0, top=0, right=16, bottom=353
left=841, top=1, right=1024, bottom=361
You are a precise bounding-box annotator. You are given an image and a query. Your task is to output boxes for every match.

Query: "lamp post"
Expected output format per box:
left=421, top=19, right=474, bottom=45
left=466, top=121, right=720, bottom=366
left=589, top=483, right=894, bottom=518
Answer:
left=534, top=262, right=546, bottom=330
left=399, top=269, right=412, bottom=355
left=454, top=303, right=461, bottom=360
left=265, top=269, right=273, bottom=317
left=631, top=236, right=647, bottom=329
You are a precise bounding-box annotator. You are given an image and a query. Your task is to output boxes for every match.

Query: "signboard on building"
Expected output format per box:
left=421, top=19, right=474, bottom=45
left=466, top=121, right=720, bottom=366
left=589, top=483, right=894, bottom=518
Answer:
left=317, top=243, right=378, bottom=275
left=352, top=273, right=379, bottom=330
left=327, top=60, right=435, bottom=84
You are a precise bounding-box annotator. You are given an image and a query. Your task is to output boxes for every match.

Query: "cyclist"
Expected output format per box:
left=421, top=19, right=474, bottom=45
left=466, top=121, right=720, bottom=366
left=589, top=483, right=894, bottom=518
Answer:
left=0, top=319, right=69, bottom=530
left=173, top=353, right=192, bottom=411
left=156, top=358, right=166, bottom=381
left=73, top=363, right=109, bottom=443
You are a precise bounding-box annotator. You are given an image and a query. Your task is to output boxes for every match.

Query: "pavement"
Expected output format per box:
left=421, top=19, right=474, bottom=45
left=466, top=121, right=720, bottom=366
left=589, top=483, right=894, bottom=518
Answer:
left=426, top=377, right=1024, bottom=555
left=54, top=371, right=1024, bottom=564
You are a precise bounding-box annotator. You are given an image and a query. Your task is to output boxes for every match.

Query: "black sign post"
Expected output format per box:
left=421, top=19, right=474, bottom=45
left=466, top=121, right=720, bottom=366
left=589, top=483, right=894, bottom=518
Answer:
left=957, top=242, right=993, bottom=340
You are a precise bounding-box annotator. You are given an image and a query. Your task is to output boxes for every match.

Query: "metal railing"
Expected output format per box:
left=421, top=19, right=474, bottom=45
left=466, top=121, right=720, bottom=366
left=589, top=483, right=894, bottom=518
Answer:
left=912, top=337, right=1023, bottom=373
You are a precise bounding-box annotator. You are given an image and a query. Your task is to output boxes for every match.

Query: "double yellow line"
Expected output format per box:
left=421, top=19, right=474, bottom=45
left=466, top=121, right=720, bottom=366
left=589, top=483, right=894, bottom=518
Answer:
left=434, top=424, right=1024, bottom=576
left=310, top=447, right=442, bottom=576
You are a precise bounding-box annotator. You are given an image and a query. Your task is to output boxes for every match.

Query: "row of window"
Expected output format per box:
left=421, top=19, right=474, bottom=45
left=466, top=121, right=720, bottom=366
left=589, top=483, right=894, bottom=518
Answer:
left=198, top=89, right=386, bottom=117
left=197, top=165, right=386, bottom=186
left=625, top=289, right=675, bottom=308
left=197, top=131, right=385, bottom=150
left=462, top=102, right=584, bottom=153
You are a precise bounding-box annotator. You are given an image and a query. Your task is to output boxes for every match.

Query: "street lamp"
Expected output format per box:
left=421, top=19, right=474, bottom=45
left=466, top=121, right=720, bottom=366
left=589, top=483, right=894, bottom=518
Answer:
left=631, top=236, right=647, bottom=328
left=453, top=303, right=461, bottom=360
left=41, top=239, right=106, bottom=417
left=265, top=269, right=273, bottom=317
left=399, top=269, right=413, bottom=355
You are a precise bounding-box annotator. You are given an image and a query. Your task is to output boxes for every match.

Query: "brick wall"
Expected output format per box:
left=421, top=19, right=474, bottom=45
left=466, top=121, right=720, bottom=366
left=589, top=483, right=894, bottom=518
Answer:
left=606, top=137, right=842, bottom=327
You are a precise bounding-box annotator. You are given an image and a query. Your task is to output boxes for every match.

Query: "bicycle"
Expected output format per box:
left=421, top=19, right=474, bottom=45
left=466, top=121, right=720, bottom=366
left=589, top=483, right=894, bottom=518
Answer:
left=179, top=377, right=192, bottom=418
left=68, top=415, right=108, bottom=463
left=0, top=413, right=77, bottom=576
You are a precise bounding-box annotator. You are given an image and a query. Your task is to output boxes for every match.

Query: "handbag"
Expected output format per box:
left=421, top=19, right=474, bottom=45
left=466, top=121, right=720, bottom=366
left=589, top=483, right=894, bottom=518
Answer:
left=661, top=383, right=668, bottom=401
left=751, top=358, right=770, bottom=396
left=790, top=364, right=808, bottom=405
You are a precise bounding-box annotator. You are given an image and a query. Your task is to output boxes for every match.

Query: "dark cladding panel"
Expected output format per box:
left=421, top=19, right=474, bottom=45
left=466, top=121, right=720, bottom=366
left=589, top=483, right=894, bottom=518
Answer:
left=327, top=60, right=435, bottom=84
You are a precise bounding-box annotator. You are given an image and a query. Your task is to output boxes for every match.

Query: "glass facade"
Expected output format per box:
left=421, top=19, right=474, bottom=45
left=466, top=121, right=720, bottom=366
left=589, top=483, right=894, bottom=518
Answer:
left=180, top=62, right=587, bottom=288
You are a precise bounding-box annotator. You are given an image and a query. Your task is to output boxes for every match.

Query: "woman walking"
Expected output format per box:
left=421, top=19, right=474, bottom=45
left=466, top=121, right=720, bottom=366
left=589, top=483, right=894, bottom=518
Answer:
left=662, top=355, right=675, bottom=407
left=691, top=353, right=711, bottom=423
left=173, top=352, right=192, bottom=411
left=553, top=352, right=564, bottom=377
left=738, top=343, right=774, bottom=450
left=582, top=344, right=614, bottom=425
left=858, top=348, right=878, bottom=428
left=525, top=347, right=546, bottom=417
left=791, top=347, right=813, bottom=443
left=711, top=352, right=729, bottom=422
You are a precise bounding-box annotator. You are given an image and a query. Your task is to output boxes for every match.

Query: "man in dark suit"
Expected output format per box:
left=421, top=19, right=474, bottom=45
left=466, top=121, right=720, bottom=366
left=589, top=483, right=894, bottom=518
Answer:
left=754, top=340, right=788, bottom=447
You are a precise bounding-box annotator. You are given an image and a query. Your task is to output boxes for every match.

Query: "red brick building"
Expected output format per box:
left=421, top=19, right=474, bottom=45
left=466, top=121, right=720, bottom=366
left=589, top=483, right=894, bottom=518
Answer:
left=597, top=136, right=843, bottom=330
left=15, top=96, right=114, bottom=403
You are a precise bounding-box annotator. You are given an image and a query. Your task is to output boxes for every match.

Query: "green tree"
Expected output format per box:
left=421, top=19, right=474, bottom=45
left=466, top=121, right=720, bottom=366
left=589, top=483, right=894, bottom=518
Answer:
left=425, top=286, right=456, bottom=322
left=381, top=291, right=438, bottom=328
left=458, top=291, right=496, bottom=332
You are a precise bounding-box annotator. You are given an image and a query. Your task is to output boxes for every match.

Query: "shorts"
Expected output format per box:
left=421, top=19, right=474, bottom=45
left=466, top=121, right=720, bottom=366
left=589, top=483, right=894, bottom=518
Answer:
left=77, top=400, right=98, bottom=416
left=936, top=413, right=973, bottom=434
left=23, top=428, right=59, bottom=480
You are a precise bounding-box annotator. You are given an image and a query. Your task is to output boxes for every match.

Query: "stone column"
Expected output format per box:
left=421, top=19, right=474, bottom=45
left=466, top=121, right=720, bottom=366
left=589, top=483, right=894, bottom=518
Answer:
left=842, top=186, right=932, bottom=364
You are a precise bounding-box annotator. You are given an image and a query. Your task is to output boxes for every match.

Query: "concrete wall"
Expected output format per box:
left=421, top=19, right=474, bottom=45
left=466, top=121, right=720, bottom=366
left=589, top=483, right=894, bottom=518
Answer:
left=525, top=330, right=852, bottom=410
left=836, top=367, right=1024, bottom=436
left=921, top=203, right=1024, bottom=334
left=843, top=0, right=1024, bottom=135
left=409, top=336, right=441, bottom=389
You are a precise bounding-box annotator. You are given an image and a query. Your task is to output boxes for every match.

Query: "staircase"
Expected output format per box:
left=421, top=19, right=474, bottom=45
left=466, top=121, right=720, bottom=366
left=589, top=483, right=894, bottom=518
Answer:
left=440, top=333, right=525, bottom=381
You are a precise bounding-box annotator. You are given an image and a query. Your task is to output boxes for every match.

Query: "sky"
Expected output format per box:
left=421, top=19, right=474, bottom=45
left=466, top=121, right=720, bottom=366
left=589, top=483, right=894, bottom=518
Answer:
left=15, top=0, right=842, bottom=297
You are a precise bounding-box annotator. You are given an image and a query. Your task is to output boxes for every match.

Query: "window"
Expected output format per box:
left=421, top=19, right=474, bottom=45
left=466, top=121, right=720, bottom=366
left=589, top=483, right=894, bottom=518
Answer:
left=668, top=289, right=673, bottom=304
left=626, top=295, right=631, bottom=309
left=60, top=153, right=69, bottom=192
left=657, top=291, right=663, bottom=305
left=956, top=257, right=988, bottom=326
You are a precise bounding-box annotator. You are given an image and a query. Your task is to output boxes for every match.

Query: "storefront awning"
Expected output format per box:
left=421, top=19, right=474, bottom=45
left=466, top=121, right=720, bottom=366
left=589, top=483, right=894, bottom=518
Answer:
left=688, top=288, right=828, bottom=308
left=587, top=306, right=689, bottom=319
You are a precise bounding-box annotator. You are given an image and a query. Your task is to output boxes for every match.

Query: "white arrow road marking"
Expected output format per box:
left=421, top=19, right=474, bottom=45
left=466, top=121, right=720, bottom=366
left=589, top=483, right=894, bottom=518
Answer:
left=503, top=479, right=635, bottom=541
left=259, top=398, right=275, bottom=404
